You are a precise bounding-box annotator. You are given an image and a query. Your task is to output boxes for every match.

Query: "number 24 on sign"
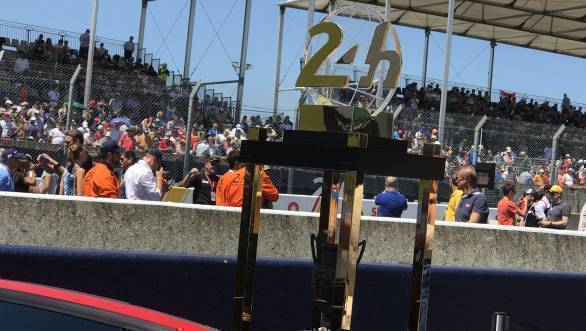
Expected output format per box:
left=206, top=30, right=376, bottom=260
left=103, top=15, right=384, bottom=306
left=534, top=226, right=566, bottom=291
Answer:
left=296, top=21, right=401, bottom=89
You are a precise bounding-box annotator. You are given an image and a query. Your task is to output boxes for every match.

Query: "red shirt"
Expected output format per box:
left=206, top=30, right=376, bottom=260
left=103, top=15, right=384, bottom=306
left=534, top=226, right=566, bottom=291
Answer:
left=497, top=196, right=517, bottom=226
left=119, top=133, right=133, bottom=151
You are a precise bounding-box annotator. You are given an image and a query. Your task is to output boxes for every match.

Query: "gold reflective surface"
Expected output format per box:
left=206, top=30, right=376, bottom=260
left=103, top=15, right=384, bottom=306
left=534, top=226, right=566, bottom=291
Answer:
left=358, top=21, right=402, bottom=89
left=296, top=22, right=349, bottom=88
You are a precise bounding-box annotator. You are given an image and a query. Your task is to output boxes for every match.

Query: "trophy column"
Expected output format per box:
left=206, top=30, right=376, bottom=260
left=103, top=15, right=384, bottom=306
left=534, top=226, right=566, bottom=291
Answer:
left=408, top=143, right=440, bottom=331
left=233, top=127, right=267, bottom=331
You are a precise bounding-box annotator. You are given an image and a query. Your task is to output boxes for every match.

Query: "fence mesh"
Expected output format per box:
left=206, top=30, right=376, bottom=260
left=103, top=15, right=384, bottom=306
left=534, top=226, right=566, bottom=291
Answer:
left=1, top=47, right=584, bottom=210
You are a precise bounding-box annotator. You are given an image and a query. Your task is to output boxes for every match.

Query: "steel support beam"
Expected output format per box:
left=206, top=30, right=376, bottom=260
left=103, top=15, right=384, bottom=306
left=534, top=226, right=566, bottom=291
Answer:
left=422, top=28, right=430, bottom=88
left=235, top=0, right=252, bottom=122
left=487, top=40, right=496, bottom=100
left=272, top=6, right=286, bottom=116
left=438, top=0, right=456, bottom=149
left=183, top=0, right=197, bottom=86
left=137, top=0, right=148, bottom=61
left=83, top=0, right=99, bottom=107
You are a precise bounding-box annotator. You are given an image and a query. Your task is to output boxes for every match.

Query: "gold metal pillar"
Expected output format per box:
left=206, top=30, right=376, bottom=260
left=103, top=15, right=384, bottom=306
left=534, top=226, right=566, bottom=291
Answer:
left=312, top=170, right=340, bottom=329
left=234, top=127, right=266, bottom=331
left=332, top=133, right=367, bottom=331
left=408, top=143, right=440, bottom=331
left=319, top=171, right=340, bottom=244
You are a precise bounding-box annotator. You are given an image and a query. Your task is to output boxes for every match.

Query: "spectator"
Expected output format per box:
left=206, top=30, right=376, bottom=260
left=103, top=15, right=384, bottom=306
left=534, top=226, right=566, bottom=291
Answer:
left=60, top=144, right=86, bottom=196
left=65, top=128, right=84, bottom=147
left=518, top=168, right=533, bottom=185
left=207, top=123, right=219, bottom=137
left=14, top=51, right=30, bottom=74
left=533, top=169, right=545, bottom=187
left=96, top=42, right=108, bottom=60
left=521, top=189, right=542, bottom=227
left=182, top=157, right=220, bottom=205
left=48, top=122, right=65, bottom=145
left=117, top=150, right=137, bottom=199
left=497, top=183, right=526, bottom=226
left=561, top=93, right=571, bottom=110
left=43, top=38, right=55, bottom=60
left=0, top=112, right=15, bottom=139
left=124, top=36, right=135, bottom=62
left=542, top=185, right=570, bottom=229
left=13, top=155, right=36, bottom=193
left=79, top=29, right=90, bottom=58
left=158, top=63, right=169, bottom=81
left=0, top=149, right=23, bottom=191
left=216, top=152, right=279, bottom=207
left=454, top=166, right=489, bottom=223
left=563, top=168, right=574, bottom=187
left=33, top=34, right=44, bottom=59
left=443, top=174, right=463, bottom=221
left=374, top=176, right=408, bottom=218
left=37, top=154, right=60, bottom=194
left=119, top=126, right=135, bottom=151
left=195, top=136, right=210, bottom=157
left=124, top=149, right=165, bottom=201
left=78, top=140, right=120, bottom=198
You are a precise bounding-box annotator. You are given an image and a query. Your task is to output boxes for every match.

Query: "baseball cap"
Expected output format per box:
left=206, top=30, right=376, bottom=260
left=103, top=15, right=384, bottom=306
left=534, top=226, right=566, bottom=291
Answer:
left=1, top=148, right=25, bottom=161
left=549, top=185, right=563, bottom=193
left=146, top=149, right=165, bottom=167
left=204, top=156, right=219, bottom=165
left=101, top=140, right=122, bottom=154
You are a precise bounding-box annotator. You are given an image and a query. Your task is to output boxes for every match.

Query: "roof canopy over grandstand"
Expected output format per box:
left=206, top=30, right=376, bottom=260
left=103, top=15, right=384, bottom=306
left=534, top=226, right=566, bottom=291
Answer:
left=281, top=0, right=586, bottom=59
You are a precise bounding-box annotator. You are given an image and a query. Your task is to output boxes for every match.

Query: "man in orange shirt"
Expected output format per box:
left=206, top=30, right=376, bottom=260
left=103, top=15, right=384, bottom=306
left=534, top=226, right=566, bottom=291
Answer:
left=216, top=152, right=279, bottom=207
left=79, top=140, right=120, bottom=198
left=497, top=183, right=526, bottom=226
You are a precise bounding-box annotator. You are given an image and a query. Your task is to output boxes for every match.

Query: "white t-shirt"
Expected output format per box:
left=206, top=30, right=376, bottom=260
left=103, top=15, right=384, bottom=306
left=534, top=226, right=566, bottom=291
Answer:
left=0, top=120, right=15, bottom=138
left=40, top=171, right=59, bottom=195
left=49, top=128, right=65, bottom=145
left=563, top=173, right=574, bottom=187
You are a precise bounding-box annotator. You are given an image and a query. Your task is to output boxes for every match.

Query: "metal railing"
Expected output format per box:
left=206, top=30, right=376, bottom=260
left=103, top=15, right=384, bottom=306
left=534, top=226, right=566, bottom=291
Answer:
left=0, top=19, right=125, bottom=57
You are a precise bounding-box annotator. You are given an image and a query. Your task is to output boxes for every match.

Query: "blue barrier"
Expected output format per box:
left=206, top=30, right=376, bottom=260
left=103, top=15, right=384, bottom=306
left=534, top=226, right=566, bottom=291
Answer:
left=0, top=245, right=584, bottom=330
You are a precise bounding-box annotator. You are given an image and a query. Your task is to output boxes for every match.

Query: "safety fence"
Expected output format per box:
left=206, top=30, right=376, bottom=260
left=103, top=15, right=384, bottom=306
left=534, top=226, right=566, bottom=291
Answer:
left=1, top=48, right=585, bottom=208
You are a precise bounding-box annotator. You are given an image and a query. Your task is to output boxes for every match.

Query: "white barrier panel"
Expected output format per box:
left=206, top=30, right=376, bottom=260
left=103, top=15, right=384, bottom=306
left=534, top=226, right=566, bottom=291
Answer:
left=174, top=188, right=497, bottom=221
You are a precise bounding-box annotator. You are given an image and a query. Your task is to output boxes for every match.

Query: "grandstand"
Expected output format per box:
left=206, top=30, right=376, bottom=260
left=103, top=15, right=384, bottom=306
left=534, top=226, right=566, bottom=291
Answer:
left=0, top=14, right=584, bottom=209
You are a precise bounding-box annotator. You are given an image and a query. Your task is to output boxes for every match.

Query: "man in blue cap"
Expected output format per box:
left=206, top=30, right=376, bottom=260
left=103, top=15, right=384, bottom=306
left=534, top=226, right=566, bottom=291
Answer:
left=0, top=148, right=25, bottom=192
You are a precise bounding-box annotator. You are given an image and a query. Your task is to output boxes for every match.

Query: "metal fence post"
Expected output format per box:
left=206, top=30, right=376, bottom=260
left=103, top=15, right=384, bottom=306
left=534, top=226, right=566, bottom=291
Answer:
left=183, top=81, right=202, bottom=176
left=66, top=65, right=83, bottom=131
left=472, top=115, right=488, bottom=165
left=0, top=50, right=4, bottom=62
left=550, top=124, right=566, bottom=185
left=392, top=104, right=404, bottom=134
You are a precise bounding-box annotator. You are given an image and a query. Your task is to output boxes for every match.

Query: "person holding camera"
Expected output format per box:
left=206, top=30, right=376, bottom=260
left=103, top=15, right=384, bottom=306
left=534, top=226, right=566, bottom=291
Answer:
left=182, top=157, right=220, bottom=205
left=124, top=149, right=166, bottom=201
left=497, top=183, right=527, bottom=226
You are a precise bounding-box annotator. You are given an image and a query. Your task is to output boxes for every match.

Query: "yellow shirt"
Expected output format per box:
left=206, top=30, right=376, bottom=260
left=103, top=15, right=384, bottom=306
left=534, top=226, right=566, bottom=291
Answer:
left=533, top=174, right=544, bottom=186
left=444, top=189, right=463, bottom=221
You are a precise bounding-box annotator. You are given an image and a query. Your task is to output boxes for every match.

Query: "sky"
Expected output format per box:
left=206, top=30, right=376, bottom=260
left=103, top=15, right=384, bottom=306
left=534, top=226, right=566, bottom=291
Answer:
left=1, top=0, right=585, bottom=118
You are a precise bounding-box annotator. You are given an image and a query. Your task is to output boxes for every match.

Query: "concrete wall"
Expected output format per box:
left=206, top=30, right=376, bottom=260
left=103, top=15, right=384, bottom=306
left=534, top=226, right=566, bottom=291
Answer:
left=1, top=192, right=585, bottom=273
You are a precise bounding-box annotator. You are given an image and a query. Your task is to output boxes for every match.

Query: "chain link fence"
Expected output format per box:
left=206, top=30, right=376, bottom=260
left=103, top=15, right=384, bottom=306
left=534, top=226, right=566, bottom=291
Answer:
left=1, top=46, right=585, bottom=210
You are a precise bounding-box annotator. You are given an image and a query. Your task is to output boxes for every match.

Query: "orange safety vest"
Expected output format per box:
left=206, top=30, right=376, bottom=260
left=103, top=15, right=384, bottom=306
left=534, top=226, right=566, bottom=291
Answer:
left=216, top=168, right=279, bottom=207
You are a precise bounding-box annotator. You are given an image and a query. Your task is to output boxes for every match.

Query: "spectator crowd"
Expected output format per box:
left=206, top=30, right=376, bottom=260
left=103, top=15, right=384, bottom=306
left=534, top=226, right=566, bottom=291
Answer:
left=398, top=82, right=585, bottom=128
